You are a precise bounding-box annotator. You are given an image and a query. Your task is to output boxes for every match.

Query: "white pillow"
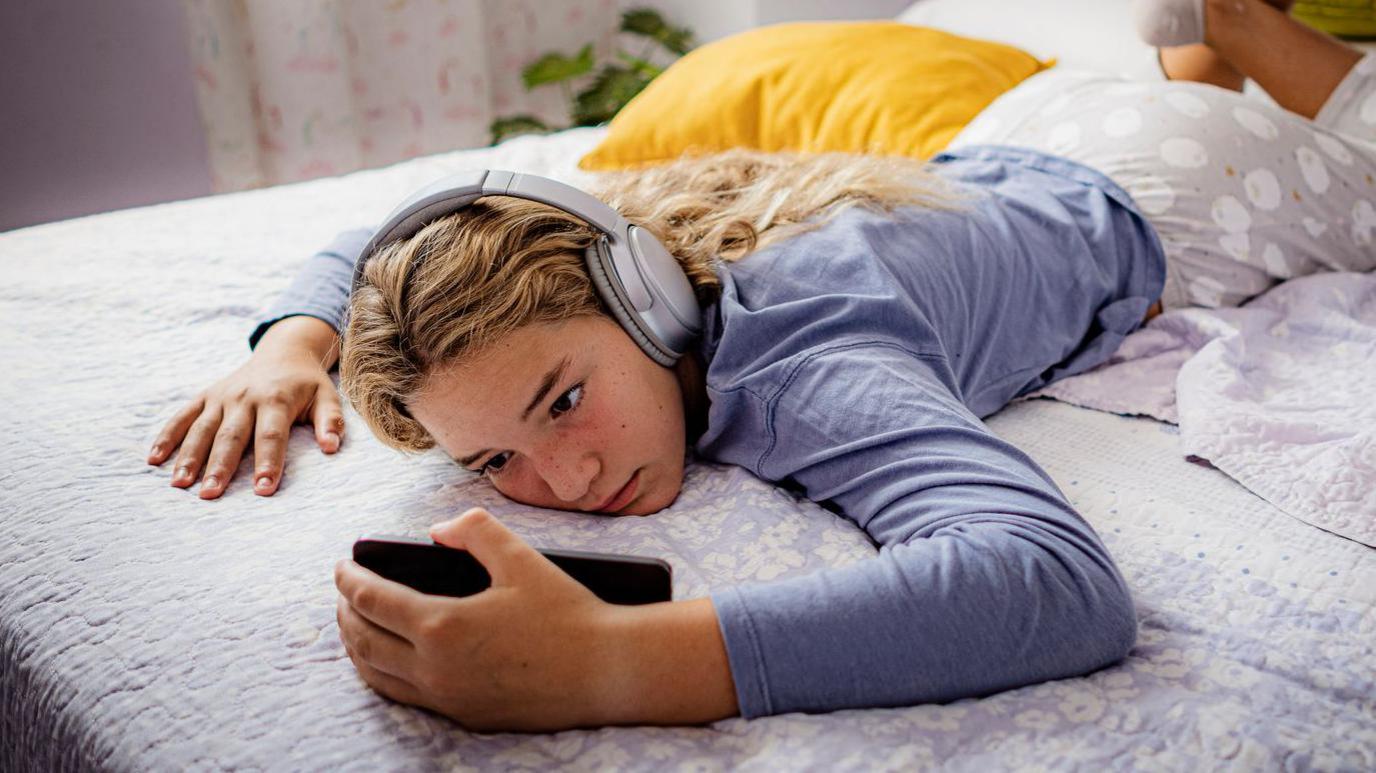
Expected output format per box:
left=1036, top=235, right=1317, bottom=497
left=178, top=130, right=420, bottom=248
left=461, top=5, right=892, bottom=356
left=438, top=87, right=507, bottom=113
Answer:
left=896, top=0, right=1162, bottom=80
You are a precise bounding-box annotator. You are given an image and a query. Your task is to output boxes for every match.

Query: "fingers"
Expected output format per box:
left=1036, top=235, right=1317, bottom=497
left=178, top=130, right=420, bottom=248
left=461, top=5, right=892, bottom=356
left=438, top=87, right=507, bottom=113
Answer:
left=336, top=594, right=417, bottom=681
left=148, top=396, right=205, bottom=466
left=334, top=559, right=431, bottom=641
left=336, top=594, right=428, bottom=709
left=197, top=405, right=255, bottom=499
left=430, top=508, right=535, bottom=587
left=312, top=380, right=345, bottom=454
left=344, top=643, right=426, bottom=710
left=251, top=400, right=293, bottom=496
left=157, top=371, right=346, bottom=500
left=169, top=402, right=224, bottom=489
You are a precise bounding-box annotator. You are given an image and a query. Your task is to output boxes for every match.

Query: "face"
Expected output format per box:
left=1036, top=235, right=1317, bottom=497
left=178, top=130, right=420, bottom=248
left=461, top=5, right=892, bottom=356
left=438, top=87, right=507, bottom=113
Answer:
left=406, top=314, right=689, bottom=516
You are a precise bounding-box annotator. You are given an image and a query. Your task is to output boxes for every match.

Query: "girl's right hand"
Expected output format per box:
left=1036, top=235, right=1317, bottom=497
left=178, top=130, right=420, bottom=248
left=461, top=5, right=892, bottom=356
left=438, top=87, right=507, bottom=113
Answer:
left=147, top=335, right=345, bottom=500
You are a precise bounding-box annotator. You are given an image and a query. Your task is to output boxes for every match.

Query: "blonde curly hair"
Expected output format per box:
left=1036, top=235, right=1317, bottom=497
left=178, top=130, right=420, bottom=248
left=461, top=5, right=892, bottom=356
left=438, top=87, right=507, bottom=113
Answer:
left=339, top=148, right=961, bottom=453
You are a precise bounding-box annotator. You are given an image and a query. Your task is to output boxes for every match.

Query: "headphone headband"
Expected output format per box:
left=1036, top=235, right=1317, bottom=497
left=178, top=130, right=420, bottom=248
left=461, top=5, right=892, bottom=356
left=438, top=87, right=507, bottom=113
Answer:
left=347, top=170, right=702, bottom=366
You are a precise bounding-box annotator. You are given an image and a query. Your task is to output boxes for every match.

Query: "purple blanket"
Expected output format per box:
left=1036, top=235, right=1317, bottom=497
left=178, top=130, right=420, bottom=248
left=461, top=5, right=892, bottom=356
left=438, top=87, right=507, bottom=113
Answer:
left=1032, top=271, right=1376, bottom=546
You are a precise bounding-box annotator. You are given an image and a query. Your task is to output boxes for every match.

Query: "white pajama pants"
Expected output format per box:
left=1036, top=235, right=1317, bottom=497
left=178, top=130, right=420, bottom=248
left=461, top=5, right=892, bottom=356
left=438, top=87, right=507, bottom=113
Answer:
left=949, top=54, right=1376, bottom=310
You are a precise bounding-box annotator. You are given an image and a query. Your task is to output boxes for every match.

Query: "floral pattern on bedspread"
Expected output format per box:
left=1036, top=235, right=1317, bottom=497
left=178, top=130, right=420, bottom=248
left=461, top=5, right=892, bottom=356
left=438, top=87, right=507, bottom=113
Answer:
left=1, top=128, right=1372, bottom=772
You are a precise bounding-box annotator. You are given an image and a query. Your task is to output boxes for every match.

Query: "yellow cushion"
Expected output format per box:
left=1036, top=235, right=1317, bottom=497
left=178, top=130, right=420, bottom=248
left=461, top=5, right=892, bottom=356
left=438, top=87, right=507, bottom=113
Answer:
left=578, top=21, right=1051, bottom=171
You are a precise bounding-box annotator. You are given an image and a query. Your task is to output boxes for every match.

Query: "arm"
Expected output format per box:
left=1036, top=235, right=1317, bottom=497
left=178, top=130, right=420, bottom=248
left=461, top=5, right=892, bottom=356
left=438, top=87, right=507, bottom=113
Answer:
left=597, top=597, right=739, bottom=725
left=258, top=315, right=341, bottom=371
left=246, top=227, right=373, bottom=362
left=146, top=227, right=371, bottom=498
left=700, top=343, right=1137, bottom=717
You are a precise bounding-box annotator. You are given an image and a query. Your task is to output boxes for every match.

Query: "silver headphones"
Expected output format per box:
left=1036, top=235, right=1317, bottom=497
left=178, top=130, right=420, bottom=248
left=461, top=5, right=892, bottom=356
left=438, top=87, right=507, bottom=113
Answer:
left=350, top=170, right=703, bottom=367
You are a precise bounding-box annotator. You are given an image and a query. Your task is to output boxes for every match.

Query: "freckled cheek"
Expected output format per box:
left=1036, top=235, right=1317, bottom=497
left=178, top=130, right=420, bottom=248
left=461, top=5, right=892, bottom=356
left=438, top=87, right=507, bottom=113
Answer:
left=572, top=399, right=622, bottom=445
left=497, top=465, right=552, bottom=503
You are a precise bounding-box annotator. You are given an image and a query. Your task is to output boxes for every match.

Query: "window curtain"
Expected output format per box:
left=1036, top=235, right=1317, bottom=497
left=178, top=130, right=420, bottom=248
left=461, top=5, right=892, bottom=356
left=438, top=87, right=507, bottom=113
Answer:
left=181, top=0, right=617, bottom=193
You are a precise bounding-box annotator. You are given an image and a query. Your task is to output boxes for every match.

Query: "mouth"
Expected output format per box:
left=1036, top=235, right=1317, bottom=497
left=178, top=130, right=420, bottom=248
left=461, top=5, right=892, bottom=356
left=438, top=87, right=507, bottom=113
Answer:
left=594, top=469, right=640, bottom=513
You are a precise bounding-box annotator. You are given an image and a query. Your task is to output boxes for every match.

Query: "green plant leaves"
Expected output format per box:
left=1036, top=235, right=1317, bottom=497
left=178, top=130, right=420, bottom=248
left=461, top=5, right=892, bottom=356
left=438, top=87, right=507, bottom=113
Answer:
left=490, top=7, right=696, bottom=144
left=615, top=51, right=663, bottom=80
left=620, top=8, right=694, bottom=55
left=489, top=115, right=550, bottom=144
left=521, top=43, right=595, bottom=89
left=573, top=65, right=651, bottom=126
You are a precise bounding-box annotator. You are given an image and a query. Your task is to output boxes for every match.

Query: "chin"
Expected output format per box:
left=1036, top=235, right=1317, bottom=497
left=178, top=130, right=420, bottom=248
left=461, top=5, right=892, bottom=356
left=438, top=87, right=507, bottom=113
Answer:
left=624, top=470, right=685, bottom=516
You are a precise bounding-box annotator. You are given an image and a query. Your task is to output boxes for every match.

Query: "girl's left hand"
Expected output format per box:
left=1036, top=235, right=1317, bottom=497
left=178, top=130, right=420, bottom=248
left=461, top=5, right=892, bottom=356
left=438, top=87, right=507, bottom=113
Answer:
left=334, top=508, right=625, bottom=732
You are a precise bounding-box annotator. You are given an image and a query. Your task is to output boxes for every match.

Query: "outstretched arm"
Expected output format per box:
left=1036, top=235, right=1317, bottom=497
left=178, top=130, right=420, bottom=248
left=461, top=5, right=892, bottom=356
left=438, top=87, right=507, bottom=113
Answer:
left=247, top=226, right=373, bottom=358
left=147, top=227, right=372, bottom=499
left=334, top=345, right=1135, bottom=729
left=699, top=343, right=1137, bottom=717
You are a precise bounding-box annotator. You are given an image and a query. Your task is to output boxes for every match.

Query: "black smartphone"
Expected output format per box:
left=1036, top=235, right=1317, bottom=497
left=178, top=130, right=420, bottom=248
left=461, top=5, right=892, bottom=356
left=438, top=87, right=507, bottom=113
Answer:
left=352, top=534, right=673, bottom=605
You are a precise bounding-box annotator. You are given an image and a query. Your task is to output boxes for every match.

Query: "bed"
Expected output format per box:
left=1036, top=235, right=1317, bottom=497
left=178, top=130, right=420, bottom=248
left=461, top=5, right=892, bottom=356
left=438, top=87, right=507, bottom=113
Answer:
left=3, top=3, right=1374, bottom=771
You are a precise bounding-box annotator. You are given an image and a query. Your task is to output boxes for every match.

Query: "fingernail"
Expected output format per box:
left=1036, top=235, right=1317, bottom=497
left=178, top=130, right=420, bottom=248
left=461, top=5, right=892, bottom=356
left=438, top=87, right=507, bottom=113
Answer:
left=175, top=467, right=191, bottom=482
left=325, top=432, right=340, bottom=449
left=204, top=475, right=220, bottom=490
left=149, top=444, right=164, bottom=459
left=256, top=476, right=272, bottom=490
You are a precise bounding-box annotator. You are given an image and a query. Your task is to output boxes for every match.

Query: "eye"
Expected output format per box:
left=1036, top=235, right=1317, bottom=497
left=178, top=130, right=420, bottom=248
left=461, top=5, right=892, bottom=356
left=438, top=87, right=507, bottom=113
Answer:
left=481, top=452, right=510, bottom=475
left=477, top=383, right=585, bottom=478
left=551, top=383, right=584, bottom=417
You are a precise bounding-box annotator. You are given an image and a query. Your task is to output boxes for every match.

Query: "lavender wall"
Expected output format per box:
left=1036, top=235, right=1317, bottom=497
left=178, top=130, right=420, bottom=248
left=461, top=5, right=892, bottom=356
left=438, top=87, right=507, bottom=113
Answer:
left=0, top=0, right=213, bottom=233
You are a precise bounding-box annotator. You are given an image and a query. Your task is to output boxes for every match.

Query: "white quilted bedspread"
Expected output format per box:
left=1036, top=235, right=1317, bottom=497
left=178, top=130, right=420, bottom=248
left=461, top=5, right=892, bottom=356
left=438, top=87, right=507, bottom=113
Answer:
left=2, top=128, right=1374, bottom=771
left=1035, top=273, right=1376, bottom=547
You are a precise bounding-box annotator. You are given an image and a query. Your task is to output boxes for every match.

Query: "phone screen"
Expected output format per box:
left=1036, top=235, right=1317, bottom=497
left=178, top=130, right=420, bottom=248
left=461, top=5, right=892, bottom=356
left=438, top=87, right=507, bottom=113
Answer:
left=352, top=534, right=672, bottom=605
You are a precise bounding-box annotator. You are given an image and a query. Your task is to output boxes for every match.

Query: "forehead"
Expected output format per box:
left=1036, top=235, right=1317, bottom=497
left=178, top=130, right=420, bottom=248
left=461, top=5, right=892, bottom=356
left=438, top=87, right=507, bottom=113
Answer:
left=407, top=315, right=617, bottom=446
left=418, top=322, right=565, bottom=416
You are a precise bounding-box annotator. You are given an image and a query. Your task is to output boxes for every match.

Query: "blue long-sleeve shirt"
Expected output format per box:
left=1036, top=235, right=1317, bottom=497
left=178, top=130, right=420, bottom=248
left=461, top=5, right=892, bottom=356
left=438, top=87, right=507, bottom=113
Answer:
left=251, top=145, right=1164, bottom=719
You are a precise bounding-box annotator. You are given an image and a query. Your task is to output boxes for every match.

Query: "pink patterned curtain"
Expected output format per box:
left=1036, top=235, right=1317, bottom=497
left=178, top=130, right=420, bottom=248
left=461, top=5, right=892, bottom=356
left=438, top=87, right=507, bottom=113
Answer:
left=182, top=0, right=617, bottom=192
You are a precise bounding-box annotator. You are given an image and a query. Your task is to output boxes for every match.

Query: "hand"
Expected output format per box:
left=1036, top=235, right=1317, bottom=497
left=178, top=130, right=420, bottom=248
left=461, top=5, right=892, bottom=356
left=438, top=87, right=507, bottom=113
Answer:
left=147, top=319, right=344, bottom=499
left=334, top=508, right=625, bottom=732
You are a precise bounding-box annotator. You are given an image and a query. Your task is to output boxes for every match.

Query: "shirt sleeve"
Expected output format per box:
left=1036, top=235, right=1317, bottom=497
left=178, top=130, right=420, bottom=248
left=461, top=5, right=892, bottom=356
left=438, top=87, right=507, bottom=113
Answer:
left=706, top=342, right=1137, bottom=719
left=246, top=227, right=374, bottom=353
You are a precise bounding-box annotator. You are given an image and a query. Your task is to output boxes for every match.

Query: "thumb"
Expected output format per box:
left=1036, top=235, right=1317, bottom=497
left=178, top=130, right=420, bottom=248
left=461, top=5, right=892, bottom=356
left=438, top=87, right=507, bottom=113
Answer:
left=311, top=382, right=345, bottom=454
left=429, top=508, right=538, bottom=586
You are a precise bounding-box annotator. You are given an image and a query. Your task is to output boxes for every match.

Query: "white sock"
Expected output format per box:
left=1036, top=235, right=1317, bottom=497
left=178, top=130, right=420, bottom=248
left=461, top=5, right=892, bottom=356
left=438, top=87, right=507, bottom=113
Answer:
left=1132, top=0, right=1207, bottom=46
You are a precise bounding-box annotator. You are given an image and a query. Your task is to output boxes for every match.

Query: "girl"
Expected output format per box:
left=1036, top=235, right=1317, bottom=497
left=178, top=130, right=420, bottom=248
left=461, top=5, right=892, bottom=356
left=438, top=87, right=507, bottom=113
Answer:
left=147, top=0, right=1376, bottom=731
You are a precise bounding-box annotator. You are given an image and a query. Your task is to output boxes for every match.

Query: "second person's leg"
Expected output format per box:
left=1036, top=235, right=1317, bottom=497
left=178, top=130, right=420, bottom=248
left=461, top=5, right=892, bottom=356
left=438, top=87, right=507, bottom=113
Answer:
left=1139, top=0, right=1363, bottom=119
left=1202, top=0, right=1362, bottom=120
left=1153, top=0, right=1295, bottom=92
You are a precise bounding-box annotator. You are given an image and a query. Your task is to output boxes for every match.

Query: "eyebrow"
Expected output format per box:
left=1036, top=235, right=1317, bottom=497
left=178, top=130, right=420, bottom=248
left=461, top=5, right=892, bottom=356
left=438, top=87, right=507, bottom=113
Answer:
left=455, top=355, right=572, bottom=468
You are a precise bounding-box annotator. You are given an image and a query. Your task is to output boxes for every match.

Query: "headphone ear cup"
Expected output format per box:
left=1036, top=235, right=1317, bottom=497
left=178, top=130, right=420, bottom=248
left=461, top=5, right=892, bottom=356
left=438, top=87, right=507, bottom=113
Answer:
left=585, top=241, right=677, bottom=367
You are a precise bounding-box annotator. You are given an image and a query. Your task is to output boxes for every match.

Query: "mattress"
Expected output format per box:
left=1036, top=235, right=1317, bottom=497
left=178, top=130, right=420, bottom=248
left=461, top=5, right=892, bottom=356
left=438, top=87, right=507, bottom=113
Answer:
left=3, top=127, right=1374, bottom=771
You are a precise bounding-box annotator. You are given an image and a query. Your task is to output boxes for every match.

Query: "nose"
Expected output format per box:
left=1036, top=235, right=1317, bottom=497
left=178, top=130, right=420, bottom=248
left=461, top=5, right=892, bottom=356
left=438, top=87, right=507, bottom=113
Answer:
left=532, top=441, right=599, bottom=504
